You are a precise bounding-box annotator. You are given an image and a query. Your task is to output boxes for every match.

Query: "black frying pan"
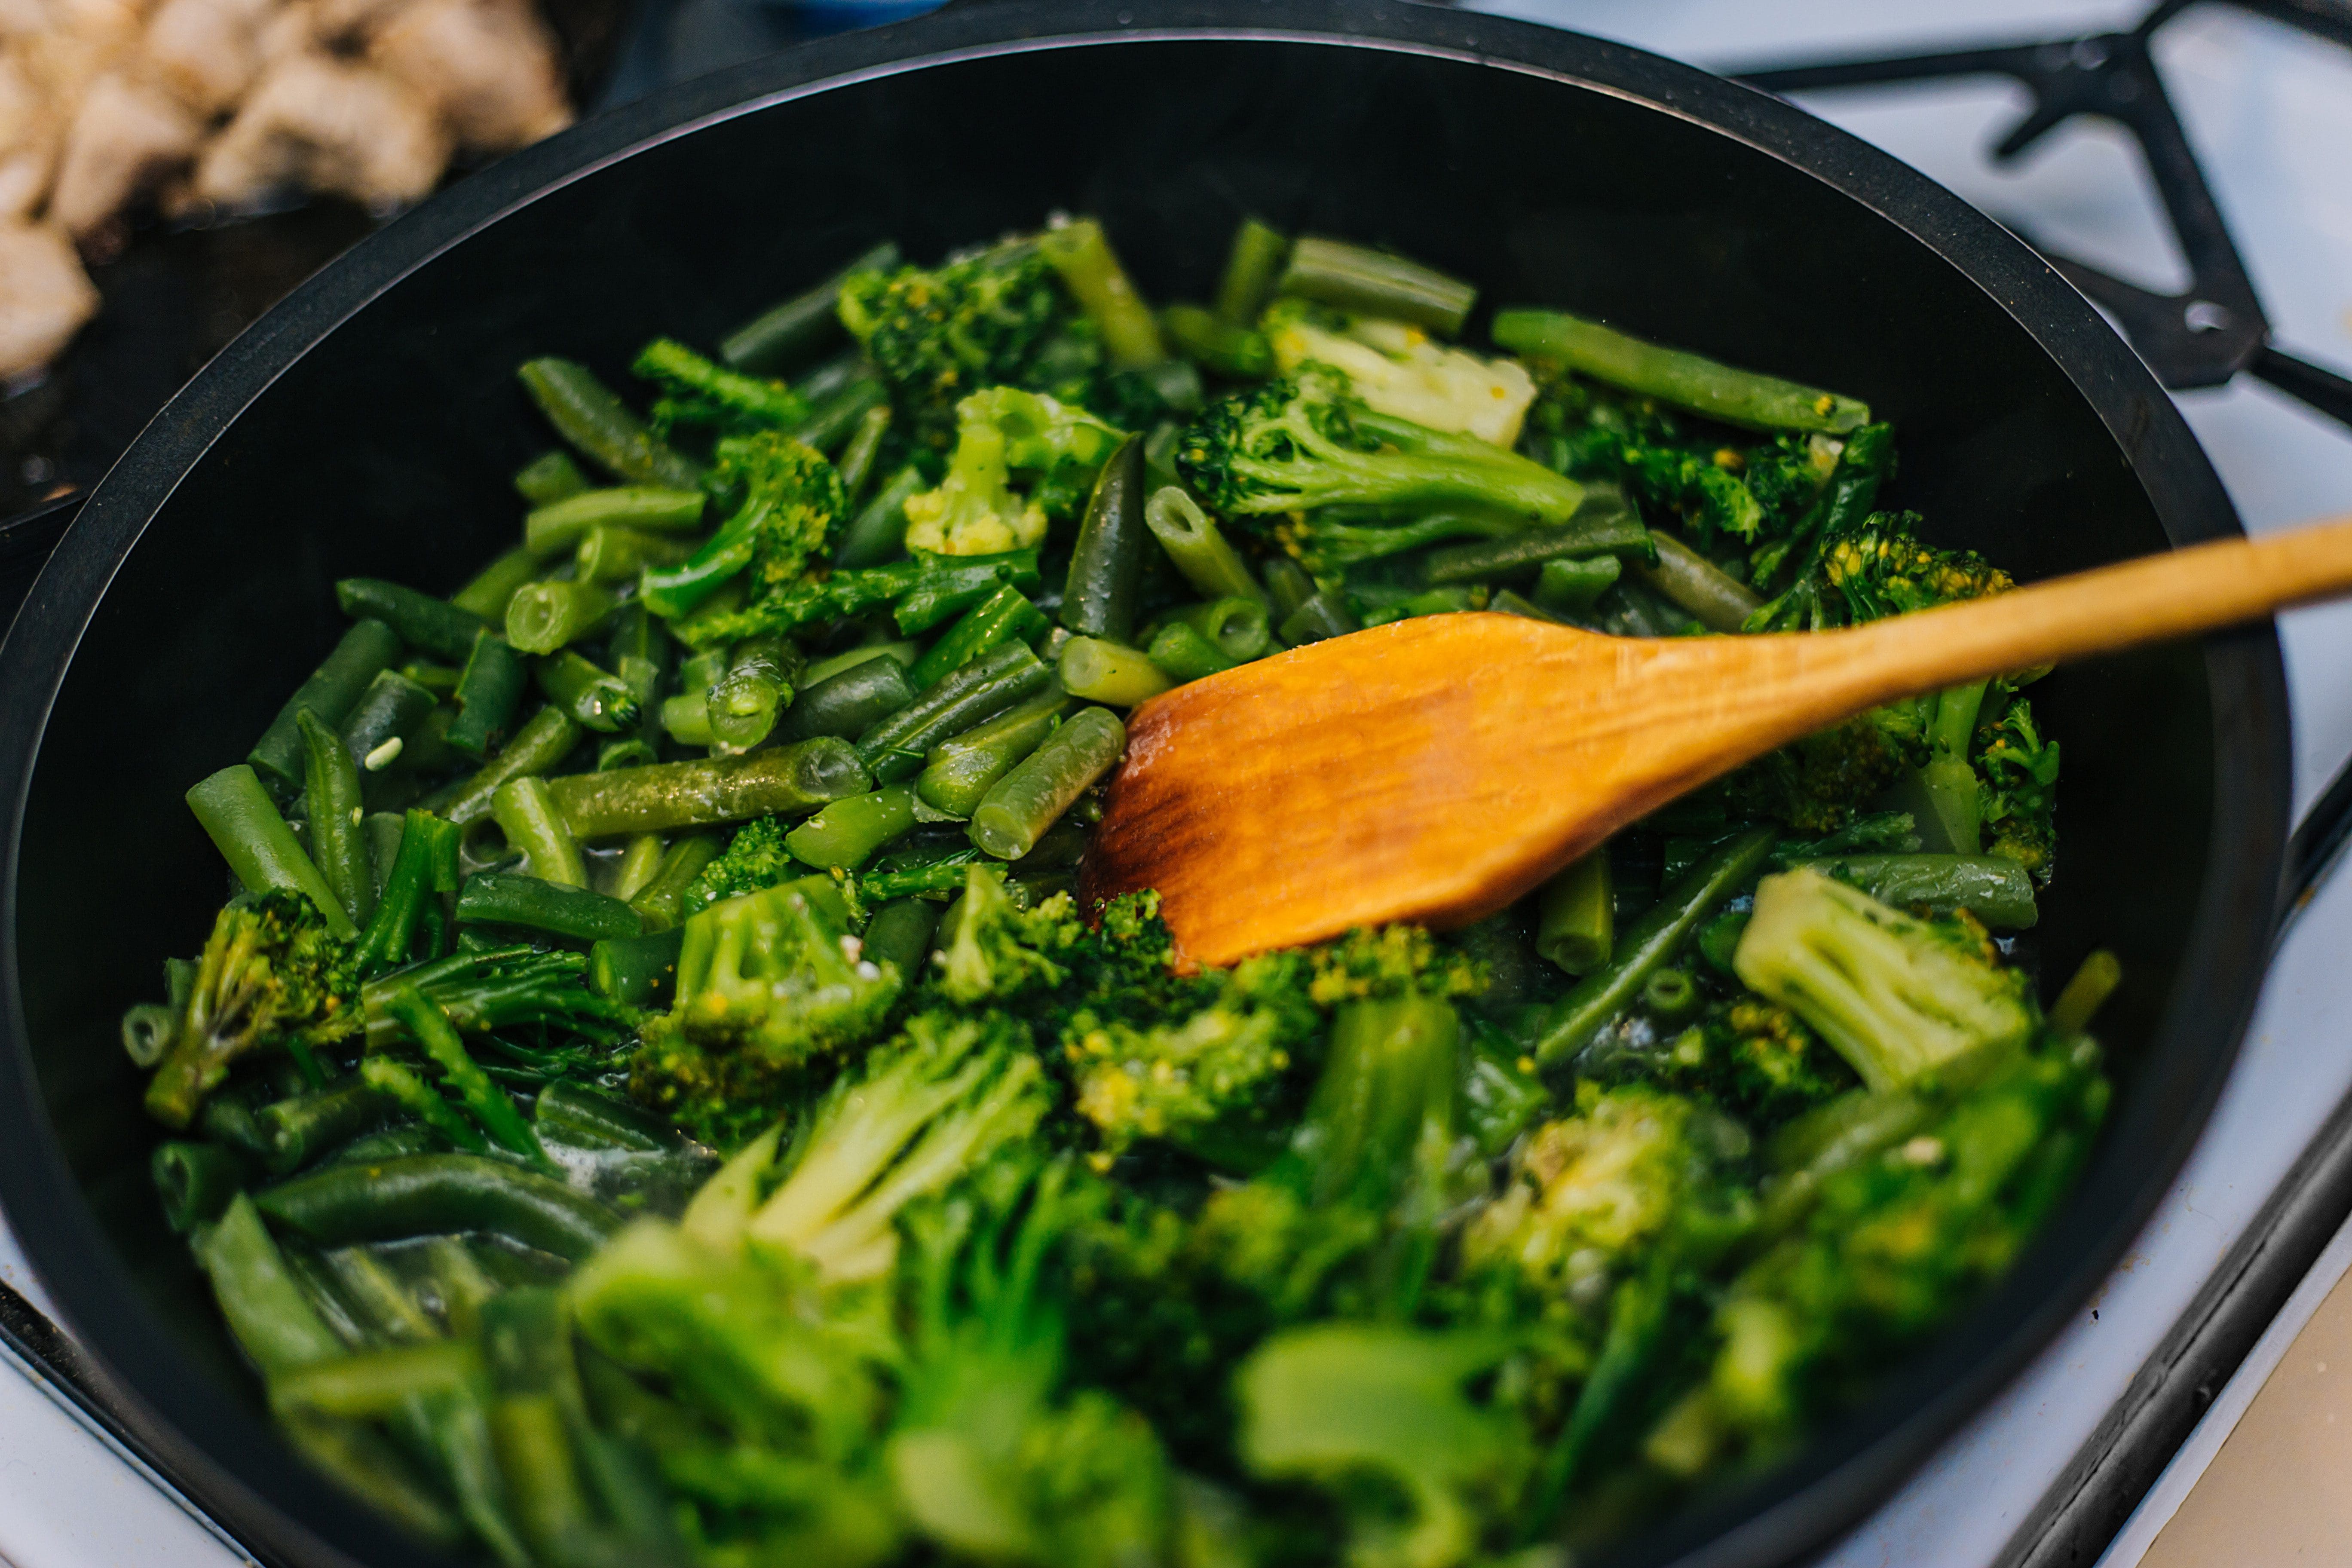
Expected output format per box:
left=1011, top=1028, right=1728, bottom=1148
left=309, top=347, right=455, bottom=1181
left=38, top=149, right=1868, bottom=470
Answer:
left=0, top=4, right=2293, bottom=1565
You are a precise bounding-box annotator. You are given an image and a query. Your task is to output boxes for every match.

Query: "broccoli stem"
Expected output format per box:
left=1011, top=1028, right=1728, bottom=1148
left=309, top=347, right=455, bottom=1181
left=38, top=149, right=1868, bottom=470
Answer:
left=1162, top=305, right=1275, bottom=379
left=1279, top=236, right=1476, bottom=337
left=1490, top=310, right=1870, bottom=434
left=186, top=765, right=359, bottom=938
left=1144, top=486, right=1269, bottom=606
left=1535, top=849, right=1613, bottom=974
left=1796, top=854, right=2037, bottom=930
left=380, top=983, right=554, bottom=1170
left=1041, top=219, right=1166, bottom=368
left=1635, top=531, right=1761, bottom=633
left=1535, top=827, right=1777, bottom=1066
left=523, top=485, right=706, bottom=560
left=1215, top=218, right=1290, bottom=325
left=634, top=338, right=809, bottom=431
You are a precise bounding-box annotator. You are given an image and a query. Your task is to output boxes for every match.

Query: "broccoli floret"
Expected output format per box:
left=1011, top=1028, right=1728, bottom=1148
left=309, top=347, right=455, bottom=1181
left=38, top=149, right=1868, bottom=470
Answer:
left=1264, top=300, right=1537, bottom=447
left=1267, top=506, right=1539, bottom=583
left=631, top=877, right=904, bottom=1148
left=1176, top=367, right=1585, bottom=528
left=1977, top=698, right=2059, bottom=882
left=1235, top=1323, right=1528, bottom=1568
left=675, top=548, right=1043, bottom=648
left=1727, top=712, right=1915, bottom=837
left=145, top=892, right=361, bottom=1127
left=1749, top=508, right=2010, bottom=633
left=634, top=337, right=811, bottom=440
left=888, top=1160, right=1174, bottom=1568
left=694, top=1009, right=1051, bottom=1282
left=1733, top=868, right=2037, bottom=1093
left=901, top=388, right=1125, bottom=556
left=679, top=816, right=797, bottom=919
left=1305, top=924, right=1489, bottom=1008
left=712, top=430, right=847, bottom=594
left=1652, top=999, right=1856, bottom=1127
left=838, top=242, right=1078, bottom=448
left=935, top=866, right=1088, bottom=1007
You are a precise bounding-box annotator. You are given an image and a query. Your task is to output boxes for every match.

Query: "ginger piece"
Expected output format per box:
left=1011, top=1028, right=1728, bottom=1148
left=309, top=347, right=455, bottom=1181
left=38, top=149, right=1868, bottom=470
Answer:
left=0, top=218, right=99, bottom=378
left=141, top=0, right=282, bottom=115
left=193, top=50, right=447, bottom=210
left=367, top=0, right=566, bottom=153
left=49, top=69, right=202, bottom=236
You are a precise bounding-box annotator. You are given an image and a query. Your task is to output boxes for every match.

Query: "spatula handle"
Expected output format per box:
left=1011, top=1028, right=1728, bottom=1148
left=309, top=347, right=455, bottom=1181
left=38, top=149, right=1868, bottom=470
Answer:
left=1818, top=511, right=2352, bottom=703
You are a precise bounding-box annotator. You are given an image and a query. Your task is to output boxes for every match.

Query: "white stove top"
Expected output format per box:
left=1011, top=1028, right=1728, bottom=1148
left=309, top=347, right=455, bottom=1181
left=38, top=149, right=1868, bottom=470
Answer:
left=6, top=3, right=2351, bottom=1564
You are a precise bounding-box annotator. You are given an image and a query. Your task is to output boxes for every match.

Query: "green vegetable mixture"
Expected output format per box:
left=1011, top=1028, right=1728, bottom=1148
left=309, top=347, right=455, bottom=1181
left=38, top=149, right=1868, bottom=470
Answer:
left=133, top=217, right=2111, bottom=1568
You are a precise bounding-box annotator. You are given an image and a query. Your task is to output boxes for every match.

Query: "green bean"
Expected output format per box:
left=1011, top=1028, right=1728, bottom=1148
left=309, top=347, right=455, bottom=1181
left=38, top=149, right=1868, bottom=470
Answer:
left=506, top=579, right=620, bottom=655
left=863, top=898, right=943, bottom=979
left=1277, top=591, right=1357, bottom=646
left=1054, top=433, right=1147, bottom=645
left=1262, top=557, right=1315, bottom=623
left=1169, top=597, right=1272, bottom=662
left=272, top=1339, right=483, bottom=1419
left=794, top=376, right=889, bottom=453
left=260, top=1153, right=620, bottom=1259
left=858, top=858, right=977, bottom=900
left=835, top=403, right=894, bottom=505
left=451, top=548, right=540, bottom=623
left=589, top=927, right=685, bottom=1007
left=2051, top=949, right=2122, bottom=1036
left=801, top=642, right=912, bottom=686
left=1144, top=485, right=1268, bottom=605
left=1059, top=637, right=1171, bottom=705
left=299, top=711, right=375, bottom=927
left=488, top=1394, right=596, bottom=1562
left=279, top=1413, right=466, bottom=1547
left=339, top=670, right=438, bottom=772
left=628, top=834, right=721, bottom=932
left=490, top=778, right=588, bottom=887
left=721, top=241, right=899, bottom=372
left=537, top=1081, right=686, bottom=1154
left=857, top=641, right=1053, bottom=784
left=401, top=660, right=462, bottom=697
left=784, top=785, right=917, bottom=870
left=1533, top=555, right=1623, bottom=616
left=1536, top=850, right=1613, bottom=974
left=918, top=692, right=1072, bottom=817
left=911, top=584, right=1049, bottom=691
left=122, top=1001, right=176, bottom=1067
left=549, top=739, right=868, bottom=837
left=335, top=579, right=488, bottom=662
left=319, top=1245, right=440, bottom=1344
left=970, top=706, right=1124, bottom=861
left=355, top=810, right=459, bottom=972
left=154, top=1141, right=251, bottom=1232
left=187, top=765, right=358, bottom=937
left=1642, top=968, right=1701, bottom=1025
left=891, top=549, right=1048, bottom=634
left=380, top=984, right=551, bottom=1170
left=1417, top=502, right=1651, bottom=584
left=660, top=692, right=712, bottom=747
left=514, top=449, right=591, bottom=507
left=1146, top=622, right=1235, bottom=683
left=250, top=619, right=403, bottom=794
left=360, top=1057, right=487, bottom=1155
left=576, top=525, right=697, bottom=585
left=784, top=653, right=916, bottom=741
left=707, top=635, right=802, bottom=753
left=1636, top=531, right=1760, bottom=633
left=1536, top=827, right=1777, bottom=1065
left=193, top=1194, right=345, bottom=1374
left=1041, top=218, right=1164, bottom=368
left=1216, top=217, right=1290, bottom=325
left=609, top=833, right=667, bottom=902
left=635, top=337, right=809, bottom=432
left=1161, top=304, right=1275, bottom=378
left=443, top=707, right=583, bottom=825
left=330, top=1124, right=442, bottom=1167
left=1798, top=853, right=2039, bottom=930
left=835, top=464, right=925, bottom=569
left=448, top=631, right=527, bottom=760
left=251, top=1077, right=396, bottom=1176
left=1490, top=309, right=1870, bottom=434
left=518, top=358, right=703, bottom=489
left=456, top=873, right=640, bottom=943
left=530, top=649, right=638, bottom=735
left=365, top=812, right=405, bottom=895
left=524, top=486, right=706, bottom=560
left=1279, top=236, right=1475, bottom=336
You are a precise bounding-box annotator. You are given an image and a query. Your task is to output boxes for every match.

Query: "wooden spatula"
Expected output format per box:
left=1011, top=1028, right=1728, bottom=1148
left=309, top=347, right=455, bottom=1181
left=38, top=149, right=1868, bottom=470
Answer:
left=1081, top=514, right=2352, bottom=968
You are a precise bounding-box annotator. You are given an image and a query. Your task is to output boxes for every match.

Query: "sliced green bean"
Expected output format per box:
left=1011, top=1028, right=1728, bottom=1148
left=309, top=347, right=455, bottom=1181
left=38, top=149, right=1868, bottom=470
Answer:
left=1536, top=827, right=1777, bottom=1065
left=1144, top=486, right=1268, bottom=605
left=784, top=653, right=916, bottom=742
left=784, top=785, right=918, bottom=870
left=834, top=404, right=894, bottom=506
left=335, top=579, right=488, bottom=663
left=449, top=630, right=529, bottom=760
left=1533, top=555, right=1623, bottom=616
left=1216, top=217, right=1290, bottom=325
left=1417, top=505, right=1652, bottom=585
left=451, top=548, right=540, bottom=624
left=299, top=711, right=374, bottom=927
left=258, top=1153, right=620, bottom=1260
left=1277, top=591, right=1357, bottom=646
left=251, top=619, right=402, bottom=795
left=1536, top=851, right=1613, bottom=974
left=456, top=873, right=640, bottom=943
left=122, top=1002, right=176, bottom=1068
left=186, top=766, right=358, bottom=938
left=533, top=649, right=640, bottom=735
left=1636, top=531, right=1761, bottom=633
left=794, top=376, right=889, bottom=453
left=863, top=898, right=943, bottom=978
left=857, top=641, right=1053, bottom=784
left=588, top=928, right=685, bottom=1008
left=443, top=707, right=583, bottom=826
left=1798, top=854, right=2038, bottom=930
left=506, top=579, right=620, bottom=655
left=707, top=635, right=802, bottom=753
left=971, top=706, right=1125, bottom=861
left=356, top=810, right=459, bottom=973
left=1041, top=218, right=1165, bottom=368
left=548, top=739, right=870, bottom=837
left=1162, top=304, right=1275, bottom=378
left=609, top=833, right=667, bottom=903
left=1060, top=637, right=1172, bottom=705
left=835, top=464, right=925, bottom=570
left=248, top=1077, right=396, bottom=1176
left=1145, top=621, right=1234, bottom=683
left=339, top=670, right=438, bottom=771
left=1279, top=236, right=1475, bottom=336
left=518, top=358, right=703, bottom=490
left=628, top=834, right=722, bottom=932
left=720, top=241, right=900, bottom=373
left=524, top=487, right=706, bottom=560
left=1168, top=597, right=1272, bottom=662
left=154, top=1141, right=251, bottom=1232
left=193, top=1194, right=344, bottom=1375
left=1061, top=434, right=1148, bottom=644
left=577, top=525, right=697, bottom=585
left=918, top=692, right=1071, bottom=818
left=2051, top=949, right=2122, bottom=1036
left=1490, top=309, right=1869, bottom=434
left=514, top=450, right=591, bottom=507
left=910, top=584, right=1049, bottom=691
left=491, top=778, right=589, bottom=888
